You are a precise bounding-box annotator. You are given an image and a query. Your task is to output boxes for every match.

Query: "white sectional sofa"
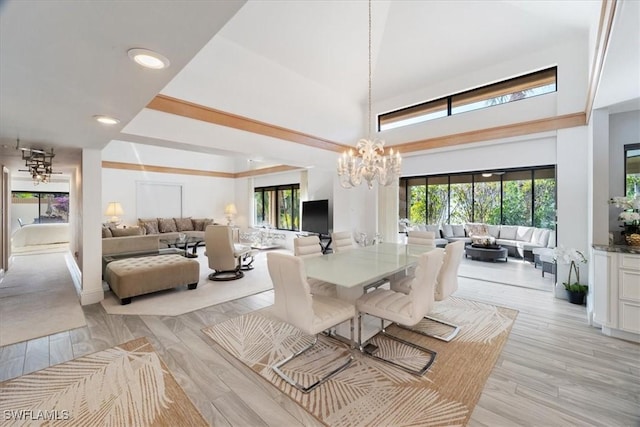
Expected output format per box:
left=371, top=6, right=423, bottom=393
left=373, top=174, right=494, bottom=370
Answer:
left=410, top=222, right=555, bottom=258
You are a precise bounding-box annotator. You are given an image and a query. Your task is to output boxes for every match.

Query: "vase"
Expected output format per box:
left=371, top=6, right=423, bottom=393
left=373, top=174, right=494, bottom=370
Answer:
left=567, top=290, right=585, bottom=305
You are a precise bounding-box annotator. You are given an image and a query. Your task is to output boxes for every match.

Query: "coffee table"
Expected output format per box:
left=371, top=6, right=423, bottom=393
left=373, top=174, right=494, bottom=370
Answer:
left=465, top=244, right=508, bottom=262
left=160, top=236, right=204, bottom=258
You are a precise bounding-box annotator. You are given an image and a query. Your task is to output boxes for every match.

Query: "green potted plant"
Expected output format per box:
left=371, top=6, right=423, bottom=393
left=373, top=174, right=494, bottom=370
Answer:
left=555, top=246, right=588, bottom=304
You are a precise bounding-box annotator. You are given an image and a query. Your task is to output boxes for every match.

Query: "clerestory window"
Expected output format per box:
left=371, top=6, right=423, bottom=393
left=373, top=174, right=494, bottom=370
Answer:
left=379, top=67, right=557, bottom=131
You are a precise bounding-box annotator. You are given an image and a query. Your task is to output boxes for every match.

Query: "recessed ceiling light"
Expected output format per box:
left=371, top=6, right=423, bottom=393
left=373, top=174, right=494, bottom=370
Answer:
left=127, top=48, right=170, bottom=70
left=482, top=173, right=492, bottom=177
left=94, top=115, right=120, bottom=125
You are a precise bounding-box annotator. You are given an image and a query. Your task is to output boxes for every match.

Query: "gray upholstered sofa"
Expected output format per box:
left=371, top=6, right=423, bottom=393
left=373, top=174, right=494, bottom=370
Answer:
left=101, top=217, right=216, bottom=249
left=410, top=222, right=555, bottom=258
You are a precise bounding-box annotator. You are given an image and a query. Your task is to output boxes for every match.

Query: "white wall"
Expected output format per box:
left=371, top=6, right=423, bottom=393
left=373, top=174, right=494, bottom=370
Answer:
left=102, top=141, right=237, bottom=226
left=556, top=126, right=589, bottom=299
left=609, top=110, right=640, bottom=235
left=102, top=168, right=235, bottom=227
left=376, top=38, right=587, bottom=146
left=401, top=134, right=557, bottom=177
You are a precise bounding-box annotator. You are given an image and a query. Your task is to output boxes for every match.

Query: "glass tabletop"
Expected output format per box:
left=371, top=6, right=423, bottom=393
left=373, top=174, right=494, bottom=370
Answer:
left=159, top=236, right=203, bottom=245
left=304, top=243, right=433, bottom=288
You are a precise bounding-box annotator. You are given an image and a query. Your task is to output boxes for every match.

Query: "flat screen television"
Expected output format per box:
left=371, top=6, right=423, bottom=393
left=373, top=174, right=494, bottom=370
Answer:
left=302, top=199, right=329, bottom=235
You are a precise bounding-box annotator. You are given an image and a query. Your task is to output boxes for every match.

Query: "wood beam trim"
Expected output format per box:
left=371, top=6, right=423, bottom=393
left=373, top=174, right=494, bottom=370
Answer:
left=585, top=0, right=617, bottom=124
left=102, top=161, right=235, bottom=178
left=102, top=161, right=301, bottom=179
left=397, top=112, right=586, bottom=153
left=234, top=165, right=302, bottom=178
left=147, top=95, right=348, bottom=153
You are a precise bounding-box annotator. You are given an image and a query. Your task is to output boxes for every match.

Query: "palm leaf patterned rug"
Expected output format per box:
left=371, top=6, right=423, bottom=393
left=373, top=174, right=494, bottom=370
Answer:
left=203, top=296, right=517, bottom=427
left=0, top=337, right=207, bottom=426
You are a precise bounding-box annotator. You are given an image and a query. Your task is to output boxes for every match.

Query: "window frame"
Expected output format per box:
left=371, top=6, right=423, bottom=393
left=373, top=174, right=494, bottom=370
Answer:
left=399, top=165, right=556, bottom=228
left=379, top=67, right=557, bottom=132
left=254, top=183, right=300, bottom=231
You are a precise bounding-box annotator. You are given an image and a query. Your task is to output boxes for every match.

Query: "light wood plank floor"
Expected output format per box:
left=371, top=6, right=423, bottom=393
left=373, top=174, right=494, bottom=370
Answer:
left=1, top=254, right=638, bottom=426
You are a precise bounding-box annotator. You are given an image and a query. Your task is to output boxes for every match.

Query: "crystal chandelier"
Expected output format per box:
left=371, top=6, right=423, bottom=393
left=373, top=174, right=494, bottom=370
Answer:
left=337, top=0, right=401, bottom=190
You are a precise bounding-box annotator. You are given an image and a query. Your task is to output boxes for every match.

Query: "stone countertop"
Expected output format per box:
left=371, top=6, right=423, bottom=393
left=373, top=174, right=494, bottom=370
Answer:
left=592, top=244, right=640, bottom=254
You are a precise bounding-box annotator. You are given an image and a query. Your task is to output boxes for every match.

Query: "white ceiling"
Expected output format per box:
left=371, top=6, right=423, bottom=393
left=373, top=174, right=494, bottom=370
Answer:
left=1, top=0, right=636, bottom=176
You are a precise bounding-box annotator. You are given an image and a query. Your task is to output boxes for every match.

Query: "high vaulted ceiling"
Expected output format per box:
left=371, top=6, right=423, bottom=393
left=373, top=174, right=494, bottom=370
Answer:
left=1, top=0, right=637, bottom=176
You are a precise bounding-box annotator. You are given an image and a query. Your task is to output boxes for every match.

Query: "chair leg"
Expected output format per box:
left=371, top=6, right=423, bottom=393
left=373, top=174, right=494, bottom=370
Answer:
left=273, top=330, right=354, bottom=393
left=359, top=313, right=437, bottom=376
left=397, top=315, right=460, bottom=342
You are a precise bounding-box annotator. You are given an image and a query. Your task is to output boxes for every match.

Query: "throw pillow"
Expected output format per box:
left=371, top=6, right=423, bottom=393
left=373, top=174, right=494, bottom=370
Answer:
left=499, top=225, right=518, bottom=240
left=174, top=217, right=194, bottom=231
left=452, top=224, right=466, bottom=237
left=158, top=218, right=177, bottom=233
left=111, top=227, right=143, bottom=237
left=487, top=225, right=500, bottom=238
left=516, top=226, right=534, bottom=242
left=101, top=226, right=113, bottom=238
left=425, top=224, right=441, bottom=236
left=138, top=218, right=159, bottom=235
left=441, top=224, right=454, bottom=238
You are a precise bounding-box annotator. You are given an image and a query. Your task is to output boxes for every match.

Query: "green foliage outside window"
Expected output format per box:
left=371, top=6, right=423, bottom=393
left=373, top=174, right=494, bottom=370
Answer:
left=400, top=167, right=555, bottom=229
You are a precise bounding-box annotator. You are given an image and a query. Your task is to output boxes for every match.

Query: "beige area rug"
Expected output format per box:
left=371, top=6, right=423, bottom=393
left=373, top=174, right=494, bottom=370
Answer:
left=203, top=297, right=517, bottom=427
left=0, top=337, right=207, bottom=426
left=0, top=252, right=86, bottom=346
left=101, top=249, right=282, bottom=316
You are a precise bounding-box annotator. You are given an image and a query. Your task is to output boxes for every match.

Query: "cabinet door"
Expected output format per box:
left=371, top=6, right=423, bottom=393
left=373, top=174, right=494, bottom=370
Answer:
left=620, top=302, right=640, bottom=333
left=593, top=250, right=613, bottom=327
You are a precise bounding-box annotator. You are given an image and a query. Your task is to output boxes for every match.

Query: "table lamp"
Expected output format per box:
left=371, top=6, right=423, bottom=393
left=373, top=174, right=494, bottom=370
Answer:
left=224, top=203, right=237, bottom=226
left=105, top=202, right=124, bottom=226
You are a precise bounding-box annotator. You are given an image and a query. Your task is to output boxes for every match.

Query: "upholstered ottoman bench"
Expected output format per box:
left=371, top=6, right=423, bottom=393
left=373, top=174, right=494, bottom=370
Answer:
left=105, top=254, right=200, bottom=304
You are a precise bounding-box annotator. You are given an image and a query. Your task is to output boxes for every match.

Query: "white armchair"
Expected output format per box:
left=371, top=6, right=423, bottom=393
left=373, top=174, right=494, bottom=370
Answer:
left=205, top=225, right=251, bottom=281
left=267, top=252, right=355, bottom=393
left=356, top=248, right=444, bottom=376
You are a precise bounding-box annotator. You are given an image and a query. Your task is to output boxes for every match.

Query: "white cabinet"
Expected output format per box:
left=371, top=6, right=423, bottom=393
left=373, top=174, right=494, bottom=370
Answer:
left=592, top=248, right=640, bottom=342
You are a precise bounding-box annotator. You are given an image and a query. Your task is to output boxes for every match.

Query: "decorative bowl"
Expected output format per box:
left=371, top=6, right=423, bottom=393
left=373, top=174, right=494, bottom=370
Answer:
left=626, top=233, right=640, bottom=246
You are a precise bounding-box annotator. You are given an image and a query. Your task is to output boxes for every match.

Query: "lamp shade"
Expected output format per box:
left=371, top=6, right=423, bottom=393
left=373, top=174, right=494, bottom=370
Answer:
left=224, top=203, right=237, bottom=216
left=105, top=202, right=124, bottom=217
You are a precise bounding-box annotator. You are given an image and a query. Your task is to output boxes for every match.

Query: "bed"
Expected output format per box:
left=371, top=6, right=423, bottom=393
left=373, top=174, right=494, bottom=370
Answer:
left=11, top=223, right=70, bottom=248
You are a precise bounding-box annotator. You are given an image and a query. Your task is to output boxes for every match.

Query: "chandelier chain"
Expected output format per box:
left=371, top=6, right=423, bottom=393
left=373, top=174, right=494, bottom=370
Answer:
left=336, top=0, right=402, bottom=190
left=368, top=0, right=372, bottom=140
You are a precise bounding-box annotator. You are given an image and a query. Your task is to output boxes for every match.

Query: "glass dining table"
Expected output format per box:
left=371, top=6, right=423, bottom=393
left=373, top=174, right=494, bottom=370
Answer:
left=303, top=242, right=434, bottom=340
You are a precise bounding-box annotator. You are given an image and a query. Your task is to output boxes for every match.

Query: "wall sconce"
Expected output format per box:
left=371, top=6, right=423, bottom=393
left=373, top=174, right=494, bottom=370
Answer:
left=105, top=202, right=124, bottom=226
left=224, top=203, right=237, bottom=226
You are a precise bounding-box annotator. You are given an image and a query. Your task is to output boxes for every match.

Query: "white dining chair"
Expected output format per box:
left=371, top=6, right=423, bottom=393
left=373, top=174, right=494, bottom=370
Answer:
left=391, top=240, right=463, bottom=342
left=407, top=230, right=436, bottom=247
left=293, top=235, right=337, bottom=297
left=356, top=248, right=444, bottom=376
left=267, top=252, right=355, bottom=393
left=331, top=231, right=354, bottom=253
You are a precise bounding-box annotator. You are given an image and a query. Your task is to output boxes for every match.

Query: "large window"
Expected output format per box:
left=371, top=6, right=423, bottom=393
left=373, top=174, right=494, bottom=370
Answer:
left=379, top=67, right=557, bottom=131
left=399, top=166, right=555, bottom=228
left=11, top=192, right=69, bottom=224
left=254, top=184, right=299, bottom=231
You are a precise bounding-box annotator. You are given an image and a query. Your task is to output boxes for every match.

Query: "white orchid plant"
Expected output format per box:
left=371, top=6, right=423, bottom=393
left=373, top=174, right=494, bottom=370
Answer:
left=610, top=196, right=640, bottom=236
left=554, top=245, right=588, bottom=293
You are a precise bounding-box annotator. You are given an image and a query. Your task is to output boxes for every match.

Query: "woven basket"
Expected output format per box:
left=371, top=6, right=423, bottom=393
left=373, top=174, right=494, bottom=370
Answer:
left=626, top=234, right=640, bottom=246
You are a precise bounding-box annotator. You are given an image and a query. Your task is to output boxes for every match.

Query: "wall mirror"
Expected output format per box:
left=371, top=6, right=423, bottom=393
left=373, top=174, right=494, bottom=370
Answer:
left=626, top=143, right=640, bottom=197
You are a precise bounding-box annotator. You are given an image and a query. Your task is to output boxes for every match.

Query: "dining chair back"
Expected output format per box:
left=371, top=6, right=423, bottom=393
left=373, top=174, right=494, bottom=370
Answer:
left=331, top=231, right=354, bottom=253
left=293, top=235, right=322, bottom=258
left=435, top=240, right=465, bottom=301
left=407, top=230, right=436, bottom=247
